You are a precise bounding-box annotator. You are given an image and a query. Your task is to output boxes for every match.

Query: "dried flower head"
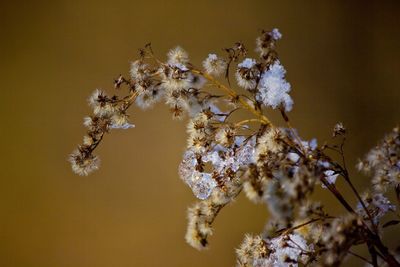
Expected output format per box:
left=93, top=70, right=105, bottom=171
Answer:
left=235, top=58, right=260, bottom=90
left=202, top=53, right=227, bottom=76
left=69, top=148, right=100, bottom=176
left=167, top=46, right=189, bottom=65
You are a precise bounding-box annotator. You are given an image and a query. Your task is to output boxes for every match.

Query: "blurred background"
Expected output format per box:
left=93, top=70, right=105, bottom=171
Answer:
left=1, top=0, right=399, bottom=266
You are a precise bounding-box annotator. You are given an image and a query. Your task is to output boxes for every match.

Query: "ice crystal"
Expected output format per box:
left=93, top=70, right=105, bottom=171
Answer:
left=187, top=171, right=217, bottom=200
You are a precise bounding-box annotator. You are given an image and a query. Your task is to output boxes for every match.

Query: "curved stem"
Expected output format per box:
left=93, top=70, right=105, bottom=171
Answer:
left=191, top=69, right=271, bottom=125
left=235, top=118, right=264, bottom=127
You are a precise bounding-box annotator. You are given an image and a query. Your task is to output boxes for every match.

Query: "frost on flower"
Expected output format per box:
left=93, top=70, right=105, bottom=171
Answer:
left=236, top=58, right=260, bottom=90
left=266, top=233, right=310, bottom=266
left=179, top=133, right=256, bottom=200
left=237, top=233, right=311, bottom=267
left=187, top=171, right=217, bottom=200
left=236, top=137, right=256, bottom=167
left=109, top=122, right=135, bottom=129
left=257, top=61, right=293, bottom=112
left=110, top=112, right=135, bottom=129
left=178, top=149, right=217, bottom=200
left=207, top=139, right=255, bottom=175
left=238, top=58, right=257, bottom=69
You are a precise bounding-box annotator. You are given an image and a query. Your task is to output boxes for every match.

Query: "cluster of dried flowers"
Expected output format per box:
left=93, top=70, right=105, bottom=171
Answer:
left=70, top=29, right=400, bottom=266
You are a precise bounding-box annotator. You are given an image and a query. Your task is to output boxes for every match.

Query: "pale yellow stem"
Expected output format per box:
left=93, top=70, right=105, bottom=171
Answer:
left=191, top=69, right=271, bottom=125
left=235, top=118, right=264, bottom=127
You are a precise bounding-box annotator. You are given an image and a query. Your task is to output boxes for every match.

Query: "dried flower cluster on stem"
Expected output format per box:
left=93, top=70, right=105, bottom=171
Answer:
left=70, top=29, right=400, bottom=266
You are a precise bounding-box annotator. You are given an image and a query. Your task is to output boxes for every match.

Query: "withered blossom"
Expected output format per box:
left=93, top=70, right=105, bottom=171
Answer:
left=202, top=53, right=227, bottom=76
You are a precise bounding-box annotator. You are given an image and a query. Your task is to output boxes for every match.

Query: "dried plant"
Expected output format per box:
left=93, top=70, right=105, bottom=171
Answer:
left=69, top=29, right=400, bottom=266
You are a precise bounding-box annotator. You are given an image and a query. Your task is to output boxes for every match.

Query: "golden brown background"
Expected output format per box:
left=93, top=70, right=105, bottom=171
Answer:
left=1, top=0, right=399, bottom=266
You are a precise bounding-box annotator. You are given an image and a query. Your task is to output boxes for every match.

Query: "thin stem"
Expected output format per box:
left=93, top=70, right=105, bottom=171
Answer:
left=338, top=137, right=378, bottom=232
left=348, top=250, right=373, bottom=265
left=322, top=175, right=400, bottom=267
left=367, top=241, right=379, bottom=267
left=343, top=172, right=378, bottom=233
left=235, top=118, right=264, bottom=127
left=89, top=90, right=139, bottom=153
left=279, top=108, right=307, bottom=154
left=320, top=176, right=355, bottom=213
left=191, top=69, right=271, bottom=125
left=276, top=217, right=331, bottom=235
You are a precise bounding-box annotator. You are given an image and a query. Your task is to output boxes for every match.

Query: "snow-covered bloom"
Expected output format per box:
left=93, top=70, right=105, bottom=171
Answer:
left=237, top=233, right=311, bottom=267
left=266, top=233, right=310, bottom=266
left=178, top=148, right=217, bottom=200
left=238, top=58, right=257, bottom=69
left=206, top=140, right=255, bottom=176
left=236, top=137, right=256, bottom=166
left=110, top=112, right=135, bottom=129
left=187, top=171, right=217, bottom=200
left=236, top=58, right=259, bottom=90
left=202, top=53, right=227, bottom=76
left=257, top=61, right=293, bottom=112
